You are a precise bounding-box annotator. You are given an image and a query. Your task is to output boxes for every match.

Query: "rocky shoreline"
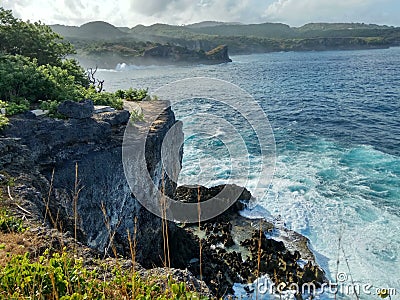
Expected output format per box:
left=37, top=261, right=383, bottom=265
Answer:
left=75, top=44, right=232, bottom=69
left=0, top=101, right=325, bottom=299
left=172, top=184, right=326, bottom=298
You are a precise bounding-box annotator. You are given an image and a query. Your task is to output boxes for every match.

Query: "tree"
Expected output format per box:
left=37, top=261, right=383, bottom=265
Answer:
left=0, top=7, right=74, bottom=66
left=0, top=54, right=92, bottom=103
left=0, top=7, right=126, bottom=116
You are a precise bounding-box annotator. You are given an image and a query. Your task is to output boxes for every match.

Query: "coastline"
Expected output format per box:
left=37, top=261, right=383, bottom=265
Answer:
left=0, top=101, right=326, bottom=299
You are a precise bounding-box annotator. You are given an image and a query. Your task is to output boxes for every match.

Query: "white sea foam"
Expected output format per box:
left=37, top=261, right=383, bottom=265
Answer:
left=98, top=48, right=400, bottom=299
left=179, top=130, right=400, bottom=298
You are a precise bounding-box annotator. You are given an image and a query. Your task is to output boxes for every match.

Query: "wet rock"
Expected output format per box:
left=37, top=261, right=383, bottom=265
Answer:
left=171, top=185, right=326, bottom=298
left=174, top=184, right=252, bottom=216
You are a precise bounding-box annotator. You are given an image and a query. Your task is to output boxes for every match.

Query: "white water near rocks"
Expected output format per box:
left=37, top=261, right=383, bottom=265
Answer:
left=99, top=47, right=400, bottom=299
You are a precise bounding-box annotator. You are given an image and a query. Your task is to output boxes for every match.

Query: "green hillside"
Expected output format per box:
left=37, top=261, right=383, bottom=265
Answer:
left=49, top=21, right=400, bottom=62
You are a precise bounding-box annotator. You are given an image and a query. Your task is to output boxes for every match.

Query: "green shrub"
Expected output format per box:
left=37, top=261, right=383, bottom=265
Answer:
left=39, top=100, right=65, bottom=118
left=0, top=210, right=24, bottom=233
left=130, top=109, right=145, bottom=123
left=38, top=63, right=85, bottom=101
left=0, top=98, right=29, bottom=122
left=0, top=9, right=157, bottom=119
left=0, top=54, right=86, bottom=103
left=117, top=88, right=149, bottom=101
left=61, top=59, right=89, bottom=88
left=115, top=89, right=126, bottom=99
left=0, top=54, right=45, bottom=103
left=0, top=114, right=8, bottom=130
left=5, top=98, right=30, bottom=116
left=0, top=249, right=208, bottom=299
left=83, top=87, right=124, bottom=110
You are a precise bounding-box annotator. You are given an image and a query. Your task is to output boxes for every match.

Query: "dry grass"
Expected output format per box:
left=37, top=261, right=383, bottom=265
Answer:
left=0, top=177, right=45, bottom=267
left=0, top=231, right=42, bottom=266
left=0, top=170, right=208, bottom=299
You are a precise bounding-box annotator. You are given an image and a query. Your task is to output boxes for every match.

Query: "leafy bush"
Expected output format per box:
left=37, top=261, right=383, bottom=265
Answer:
left=0, top=54, right=45, bottom=103
left=0, top=54, right=87, bottom=103
left=115, top=89, right=126, bottom=99
left=39, top=100, right=64, bottom=118
left=38, top=63, right=85, bottom=101
left=4, top=98, right=30, bottom=116
left=61, top=59, right=89, bottom=88
left=0, top=8, right=156, bottom=119
left=130, top=109, right=145, bottom=123
left=83, top=87, right=124, bottom=110
left=0, top=114, right=8, bottom=130
left=0, top=210, right=24, bottom=233
left=116, top=88, right=149, bottom=101
left=0, top=98, right=29, bottom=119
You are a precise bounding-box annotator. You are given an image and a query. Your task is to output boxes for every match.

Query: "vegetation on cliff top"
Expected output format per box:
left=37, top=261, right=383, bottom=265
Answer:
left=1, top=250, right=206, bottom=299
left=0, top=7, right=152, bottom=129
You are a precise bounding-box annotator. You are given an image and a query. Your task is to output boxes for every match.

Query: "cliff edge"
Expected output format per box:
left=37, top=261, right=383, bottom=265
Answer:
left=0, top=100, right=180, bottom=267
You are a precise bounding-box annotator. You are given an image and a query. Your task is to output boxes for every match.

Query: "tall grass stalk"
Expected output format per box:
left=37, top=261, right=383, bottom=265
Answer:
left=256, top=219, right=262, bottom=300
left=43, top=168, right=55, bottom=226
left=160, top=171, right=170, bottom=268
left=100, top=202, right=122, bottom=259
left=73, top=163, right=84, bottom=255
left=197, top=186, right=203, bottom=294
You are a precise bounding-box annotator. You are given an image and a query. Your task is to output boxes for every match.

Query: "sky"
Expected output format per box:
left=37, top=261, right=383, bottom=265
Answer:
left=1, top=0, right=400, bottom=27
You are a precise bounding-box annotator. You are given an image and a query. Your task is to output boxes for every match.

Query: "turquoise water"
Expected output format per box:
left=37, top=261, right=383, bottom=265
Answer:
left=99, top=47, right=400, bottom=299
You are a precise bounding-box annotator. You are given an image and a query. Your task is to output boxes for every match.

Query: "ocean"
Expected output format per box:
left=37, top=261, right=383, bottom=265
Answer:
left=99, top=47, right=400, bottom=299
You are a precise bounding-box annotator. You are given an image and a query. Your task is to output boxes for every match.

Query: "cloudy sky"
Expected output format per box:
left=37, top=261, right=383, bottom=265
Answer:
left=1, top=0, right=399, bottom=27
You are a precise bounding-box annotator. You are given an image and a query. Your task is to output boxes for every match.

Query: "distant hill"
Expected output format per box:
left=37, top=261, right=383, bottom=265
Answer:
left=50, top=20, right=400, bottom=67
left=51, top=21, right=127, bottom=40
left=52, top=21, right=400, bottom=44
left=185, top=21, right=243, bottom=28
left=297, top=22, right=393, bottom=31
left=188, top=22, right=294, bottom=38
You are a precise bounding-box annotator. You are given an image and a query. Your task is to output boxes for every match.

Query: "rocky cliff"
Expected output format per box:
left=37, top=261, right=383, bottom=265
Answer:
left=0, top=100, right=326, bottom=298
left=0, top=100, right=181, bottom=267
left=142, top=44, right=232, bottom=64
left=75, top=44, right=232, bottom=68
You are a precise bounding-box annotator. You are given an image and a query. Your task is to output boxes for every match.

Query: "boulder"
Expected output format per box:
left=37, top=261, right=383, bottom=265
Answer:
left=58, top=100, right=94, bottom=119
left=174, top=184, right=252, bottom=212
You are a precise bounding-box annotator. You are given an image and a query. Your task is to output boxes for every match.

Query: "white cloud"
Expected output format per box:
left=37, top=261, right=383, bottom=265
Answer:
left=263, top=0, right=399, bottom=26
left=128, top=0, right=267, bottom=25
left=1, top=0, right=399, bottom=26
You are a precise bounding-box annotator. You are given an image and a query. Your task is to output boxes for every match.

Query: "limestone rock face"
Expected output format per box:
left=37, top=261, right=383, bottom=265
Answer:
left=205, top=45, right=232, bottom=63
left=142, top=44, right=232, bottom=64
left=58, top=100, right=94, bottom=119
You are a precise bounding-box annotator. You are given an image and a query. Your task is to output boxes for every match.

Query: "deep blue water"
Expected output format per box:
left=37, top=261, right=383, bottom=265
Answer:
left=99, top=47, right=400, bottom=299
